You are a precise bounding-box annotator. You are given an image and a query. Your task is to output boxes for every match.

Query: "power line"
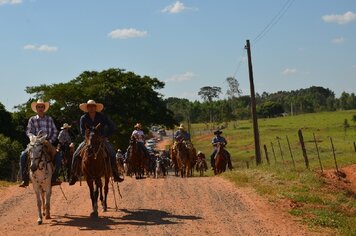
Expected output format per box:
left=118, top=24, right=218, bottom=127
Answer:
left=253, top=0, right=295, bottom=45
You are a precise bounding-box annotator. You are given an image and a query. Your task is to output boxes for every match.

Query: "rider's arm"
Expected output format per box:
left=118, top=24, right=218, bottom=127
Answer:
left=25, top=116, right=37, bottom=140
left=47, top=116, right=58, bottom=144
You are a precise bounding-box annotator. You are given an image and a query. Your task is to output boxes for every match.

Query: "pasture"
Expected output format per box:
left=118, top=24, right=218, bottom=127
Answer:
left=191, top=110, right=356, bottom=235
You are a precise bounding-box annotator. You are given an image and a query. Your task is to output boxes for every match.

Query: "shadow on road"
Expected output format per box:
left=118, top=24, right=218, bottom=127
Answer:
left=118, top=208, right=203, bottom=226
left=51, top=208, right=202, bottom=229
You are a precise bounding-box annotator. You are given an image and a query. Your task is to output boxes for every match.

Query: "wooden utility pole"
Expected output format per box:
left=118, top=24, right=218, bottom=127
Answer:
left=245, top=39, right=262, bottom=165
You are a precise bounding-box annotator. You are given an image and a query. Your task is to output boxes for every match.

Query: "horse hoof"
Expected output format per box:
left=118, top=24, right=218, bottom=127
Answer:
left=102, top=207, right=107, bottom=212
left=45, top=215, right=51, bottom=219
left=37, top=219, right=42, bottom=225
left=90, top=212, right=98, bottom=218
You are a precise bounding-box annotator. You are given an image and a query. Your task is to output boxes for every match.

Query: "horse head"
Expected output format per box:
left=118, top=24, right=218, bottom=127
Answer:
left=28, top=133, right=47, bottom=172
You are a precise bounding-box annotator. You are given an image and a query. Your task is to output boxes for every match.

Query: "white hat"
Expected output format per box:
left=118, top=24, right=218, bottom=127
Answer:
left=79, top=99, right=104, bottom=112
left=178, top=124, right=185, bottom=129
left=31, top=99, right=49, bottom=113
left=61, top=123, right=72, bottom=129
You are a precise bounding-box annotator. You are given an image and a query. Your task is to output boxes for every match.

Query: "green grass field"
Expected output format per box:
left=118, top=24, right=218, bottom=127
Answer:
left=191, top=110, right=356, bottom=235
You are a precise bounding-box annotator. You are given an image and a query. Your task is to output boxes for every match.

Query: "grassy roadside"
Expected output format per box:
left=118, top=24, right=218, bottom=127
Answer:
left=191, top=110, right=356, bottom=235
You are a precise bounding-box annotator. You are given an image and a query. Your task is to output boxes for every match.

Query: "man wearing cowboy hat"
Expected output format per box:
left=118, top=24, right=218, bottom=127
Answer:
left=58, top=123, right=72, bottom=147
left=128, top=123, right=151, bottom=159
left=174, top=124, right=190, bottom=142
left=210, top=130, right=233, bottom=170
left=68, top=100, right=124, bottom=185
left=19, top=99, right=62, bottom=187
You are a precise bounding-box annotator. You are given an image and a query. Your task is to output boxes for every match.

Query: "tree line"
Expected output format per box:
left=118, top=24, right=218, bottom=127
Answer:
left=0, top=69, right=355, bottom=180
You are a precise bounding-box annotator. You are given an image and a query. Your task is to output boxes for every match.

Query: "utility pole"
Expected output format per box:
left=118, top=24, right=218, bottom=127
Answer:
left=245, top=39, right=262, bottom=165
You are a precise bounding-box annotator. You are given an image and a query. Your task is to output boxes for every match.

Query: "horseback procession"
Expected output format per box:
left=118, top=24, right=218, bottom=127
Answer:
left=18, top=98, right=233, bottom=223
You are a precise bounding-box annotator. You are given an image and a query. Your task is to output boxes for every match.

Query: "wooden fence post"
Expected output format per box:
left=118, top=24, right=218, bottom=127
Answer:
left=277, top=137, right=285, bottom=163
left=263, top=144, right=270, bottom=165
left=313, top=133, right=323, bottom=173
left=298, top=129, right=309, bottom=169
left=329, top=137, right=339, bottom=173
left=353, top=141, right=356, bottom=153
left=286, top=135, right=296, bottom=169
left=271, top=142, right=277, bottom=163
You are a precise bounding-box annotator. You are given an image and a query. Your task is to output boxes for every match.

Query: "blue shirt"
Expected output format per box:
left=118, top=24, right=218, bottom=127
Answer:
left=211, top=135, right=227, bottom=148
left=79, top=112, right=116, bottom=138
left=174, top=130, right=190, bottom=141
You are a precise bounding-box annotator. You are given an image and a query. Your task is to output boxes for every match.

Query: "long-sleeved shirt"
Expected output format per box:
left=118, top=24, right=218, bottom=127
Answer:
left=174, top=130, right=190, bottom=141
left=211, top=136, right=227, bottom=149
left=26, top=115, right=58, bottom=144
left=131, top=129, right=145, bottom=143
left=79, top=112, right=116, bottom=138
left=58, top=129, right=72, bottom=145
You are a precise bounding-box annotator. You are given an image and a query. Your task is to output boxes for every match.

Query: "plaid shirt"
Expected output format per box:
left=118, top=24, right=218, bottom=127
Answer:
left=26, top=115, right=58, bottom=144
left=58, top=129, right=71, bottom=145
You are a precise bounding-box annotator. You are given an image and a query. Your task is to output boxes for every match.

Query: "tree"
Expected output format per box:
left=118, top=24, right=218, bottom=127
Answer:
left=198, top=86, right=221, bottom=102
left=22, top=68, right=177, bottom=149
left=226, top=77, right=242, bottom=99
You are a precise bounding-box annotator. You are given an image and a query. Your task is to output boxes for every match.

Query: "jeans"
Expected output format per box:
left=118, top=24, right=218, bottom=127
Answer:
left=210, top=150, right=217, bottom=168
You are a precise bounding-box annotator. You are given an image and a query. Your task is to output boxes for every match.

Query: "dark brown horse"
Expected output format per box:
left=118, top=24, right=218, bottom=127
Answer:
left=214, top=142, right=228, bottom=175
left=81, top=124, right=110, bottom=217
left=169, top=145, right=179, bottom=176
left=175, top=140, right=191, bottom=177
left=127, top=137, right=147, bottom=179
left=58, top=142, right=75, bottom=181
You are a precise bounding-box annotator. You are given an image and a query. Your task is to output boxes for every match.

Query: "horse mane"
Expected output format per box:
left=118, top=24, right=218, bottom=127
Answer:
left=42, top=140, right=57, bottom=160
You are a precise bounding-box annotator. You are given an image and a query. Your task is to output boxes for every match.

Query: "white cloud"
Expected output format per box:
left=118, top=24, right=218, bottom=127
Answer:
left=0, top=0, right=22, bottom=5
left=168, top=72, right=196, bottom=82
left=322, top=11, right=356, bottom=24
left=281, top=68, right=297, bottom=76
left=108, top=28, right=147, bottom=39
left=161, top=1, right=197, bottom=14
left=331, top=37, right=345, bottom=44
left=24, top=44, right=58, bottom=52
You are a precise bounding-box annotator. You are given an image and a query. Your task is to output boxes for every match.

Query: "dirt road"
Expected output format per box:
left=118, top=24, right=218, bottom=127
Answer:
left=0, top=173, right=322, bottom=236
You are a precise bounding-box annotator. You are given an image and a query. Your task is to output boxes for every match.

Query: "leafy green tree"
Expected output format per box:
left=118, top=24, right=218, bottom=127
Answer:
left=0, top=134, right=22, bottom=180
left=22, top=68, right=177, bottom=149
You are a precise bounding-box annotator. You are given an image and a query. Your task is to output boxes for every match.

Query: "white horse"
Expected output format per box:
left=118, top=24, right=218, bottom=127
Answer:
left=28, top=133, right=56, bottom=224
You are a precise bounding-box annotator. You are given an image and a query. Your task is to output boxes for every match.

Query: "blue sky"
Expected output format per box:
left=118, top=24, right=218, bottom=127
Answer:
left=0, top=0, right=355, bottom=111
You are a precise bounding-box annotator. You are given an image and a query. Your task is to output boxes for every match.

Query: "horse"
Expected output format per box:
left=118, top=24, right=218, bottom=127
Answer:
left=58, top=142, right=75, bottom=181
left=28, top=132, right=57, bottom=224
left=80, top=124, right=110, bottom=217
left=214, top=142, right=228, bottom=175
left=196, top=152, right=207, bottom=177
left=175, top=140, right=191, bottom=178
left=126, top=137, right=147, bottom=179
left=169, top=145, right=179, bottom=176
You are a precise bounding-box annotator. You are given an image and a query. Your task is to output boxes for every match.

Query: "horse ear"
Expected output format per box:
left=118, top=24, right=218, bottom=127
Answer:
left=39, top=134, right=47, bottom=143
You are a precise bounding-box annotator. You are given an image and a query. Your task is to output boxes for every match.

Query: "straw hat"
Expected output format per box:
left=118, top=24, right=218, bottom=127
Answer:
left=31, top=99, right=49, bottom=113
left=134, top=123, right=142, bottom=129
left=61, top=123, right=72, bottom=129
left=178, top=124, right=185, bottom=130
left=79, top=100, right=104, bottom=112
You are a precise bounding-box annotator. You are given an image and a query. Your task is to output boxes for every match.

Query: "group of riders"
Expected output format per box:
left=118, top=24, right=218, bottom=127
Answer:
left=18, top=99, right=233, bottom=188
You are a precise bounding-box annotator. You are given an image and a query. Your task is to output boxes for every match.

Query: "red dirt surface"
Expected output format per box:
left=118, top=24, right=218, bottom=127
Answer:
left=321, top=164, right=356, bottom=195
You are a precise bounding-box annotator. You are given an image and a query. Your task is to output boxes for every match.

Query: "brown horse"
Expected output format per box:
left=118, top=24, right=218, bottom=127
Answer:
left=58, top=142, right=75, bottom=181
left=81, top=124, right=110, bottom=217
left=169, top=145, right=179, bottom=176
left=127, top=137, right=147, bottom=179
left=175, top=140, right=191, bottom=177
left=214, top=142, right=228, bottom=175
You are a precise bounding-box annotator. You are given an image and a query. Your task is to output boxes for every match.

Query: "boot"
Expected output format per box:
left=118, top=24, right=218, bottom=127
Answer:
left=69, top=155, right=80, bottom=186
left=19, top=180, right=29, bottom=188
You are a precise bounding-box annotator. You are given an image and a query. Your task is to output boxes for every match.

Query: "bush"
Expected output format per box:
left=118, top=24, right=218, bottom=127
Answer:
left=0, top=134, right=22, bottom=181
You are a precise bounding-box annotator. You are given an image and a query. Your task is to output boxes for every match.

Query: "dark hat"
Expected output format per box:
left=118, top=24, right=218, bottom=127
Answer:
left=214, top=130, right=222, bottom=135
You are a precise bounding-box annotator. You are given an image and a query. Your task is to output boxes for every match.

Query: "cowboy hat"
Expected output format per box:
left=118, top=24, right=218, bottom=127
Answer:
left=214, top=130, right=223, bottom=135
left=31, top=99, right=49, bottom=113
left=178, top=124, right=185, bottom=129
left=61, top=123, right=72, bottom=129
left=79, top=99, right=104, bottom=112
left=134, top=123, right=142, bottom=129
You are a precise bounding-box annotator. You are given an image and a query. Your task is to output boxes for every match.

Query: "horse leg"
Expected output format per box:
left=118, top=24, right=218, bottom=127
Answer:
left=44, top=187, right=51, bottom=219
left=102, top=176, right=109, bottom=212
left=35, top=190, right=43, bottom=224
left=87, top=179, right=98, bottom=218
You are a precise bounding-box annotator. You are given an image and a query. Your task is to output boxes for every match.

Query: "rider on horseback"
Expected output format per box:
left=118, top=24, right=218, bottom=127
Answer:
left=174, top=124, right=191, bottom=143
left=210, top=130, right=232, bottom=170
left=68, top=100, right=124, bottom=185
left=19, top=99, right=62, bottom=187
left=57, top=123, right=72, bottom=152
left=128, top=123, right=150, bottom=159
